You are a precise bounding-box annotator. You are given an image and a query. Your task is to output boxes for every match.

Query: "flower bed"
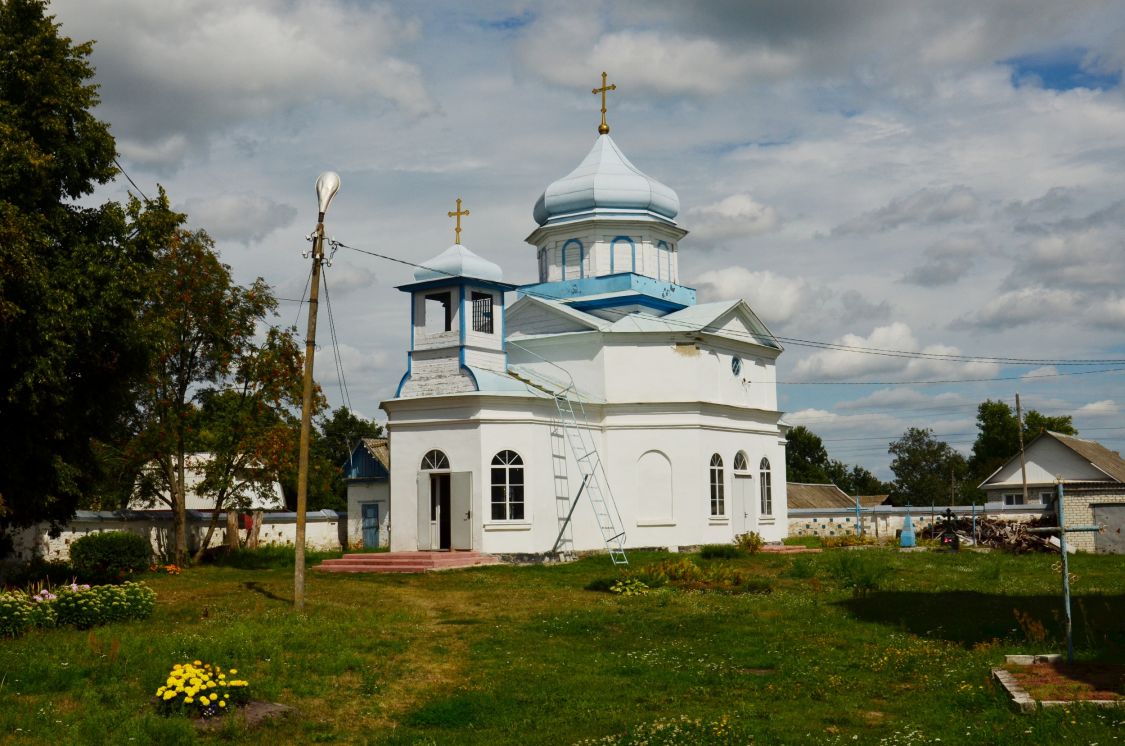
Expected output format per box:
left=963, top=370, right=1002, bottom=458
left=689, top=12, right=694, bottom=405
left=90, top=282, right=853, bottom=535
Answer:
left=0, top=581, right=156, bottom=637
left=155, top=661, right=250, bottom=719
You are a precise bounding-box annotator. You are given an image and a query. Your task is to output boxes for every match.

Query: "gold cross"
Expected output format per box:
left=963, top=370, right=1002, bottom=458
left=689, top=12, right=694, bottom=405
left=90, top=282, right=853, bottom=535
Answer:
left=592, top=71, right=616, bottom=135
left=447, top=197, right=470, bottom=244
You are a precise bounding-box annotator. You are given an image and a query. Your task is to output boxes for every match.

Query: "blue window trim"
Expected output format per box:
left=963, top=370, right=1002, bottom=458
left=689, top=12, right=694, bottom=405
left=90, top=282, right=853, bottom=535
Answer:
left=611, top=236, right=635, bottom=273
left=562, top=238, right=584, bottom=280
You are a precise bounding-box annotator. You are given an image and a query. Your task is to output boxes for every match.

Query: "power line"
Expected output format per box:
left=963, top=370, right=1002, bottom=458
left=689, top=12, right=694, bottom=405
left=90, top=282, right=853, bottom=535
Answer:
left=331, top=238, right=1125, bottom=384
left=321, top=267, right=354, bottom=414
left=778, top=366, right=1125, bottom=386
left=113, top=157, right=150, bottom=202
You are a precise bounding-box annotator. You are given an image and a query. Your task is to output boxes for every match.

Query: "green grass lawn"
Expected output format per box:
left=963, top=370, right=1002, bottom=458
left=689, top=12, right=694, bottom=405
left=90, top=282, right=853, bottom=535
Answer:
left=2, top=548, right=1123, bottom=744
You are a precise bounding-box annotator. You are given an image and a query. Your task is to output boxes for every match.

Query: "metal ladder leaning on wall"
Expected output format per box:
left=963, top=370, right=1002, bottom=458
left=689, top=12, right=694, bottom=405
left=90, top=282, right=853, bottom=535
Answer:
left=550, top=384, right=628, bottom=565
left=507, top=344, right=628, bottom=565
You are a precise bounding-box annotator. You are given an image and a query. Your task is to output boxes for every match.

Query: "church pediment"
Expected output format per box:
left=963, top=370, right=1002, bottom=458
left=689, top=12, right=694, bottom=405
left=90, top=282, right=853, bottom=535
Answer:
left=664, top=301, right=782, bottom=351
left=506, top=295, right=607, bottom=339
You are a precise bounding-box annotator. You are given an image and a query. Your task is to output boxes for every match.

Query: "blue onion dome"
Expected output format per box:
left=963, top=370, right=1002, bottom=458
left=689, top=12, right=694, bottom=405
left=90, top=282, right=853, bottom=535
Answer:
left=533, top=134, right=680, bottom=226
left=413, top=243, right=503, bottom=282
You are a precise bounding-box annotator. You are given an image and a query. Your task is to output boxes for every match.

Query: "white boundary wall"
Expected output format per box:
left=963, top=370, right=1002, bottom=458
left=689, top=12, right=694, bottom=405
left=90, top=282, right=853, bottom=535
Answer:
left=8, top=510, right=346, bottom=562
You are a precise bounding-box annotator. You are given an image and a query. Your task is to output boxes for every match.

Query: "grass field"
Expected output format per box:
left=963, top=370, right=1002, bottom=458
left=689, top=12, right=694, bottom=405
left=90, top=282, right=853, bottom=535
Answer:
left=1, top=548, right=1123, bottom=744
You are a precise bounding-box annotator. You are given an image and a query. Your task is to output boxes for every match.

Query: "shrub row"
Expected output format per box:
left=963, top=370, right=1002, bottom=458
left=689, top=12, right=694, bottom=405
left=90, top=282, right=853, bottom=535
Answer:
left=69, top=531, right=152, bottom=583
left=0, top=581, right=156, bottom=638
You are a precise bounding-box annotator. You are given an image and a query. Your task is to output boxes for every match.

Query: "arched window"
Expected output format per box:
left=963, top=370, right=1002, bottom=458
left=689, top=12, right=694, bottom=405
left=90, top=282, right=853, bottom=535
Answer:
left=562, top=239, right=583, bottom=280
left=491, top=450, right=525, bottom=521
left=760, top=457, right=773, bottom=515
left=709, top=454, right=725, bottom=516
left=420, top=450, right=449, bottom=470
left=733, top=451, right=749, bottom=472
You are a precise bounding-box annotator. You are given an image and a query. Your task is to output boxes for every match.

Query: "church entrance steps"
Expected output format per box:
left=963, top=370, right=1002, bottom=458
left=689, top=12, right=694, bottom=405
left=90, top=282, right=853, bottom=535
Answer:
left=314, top=551, right=501, bottom=574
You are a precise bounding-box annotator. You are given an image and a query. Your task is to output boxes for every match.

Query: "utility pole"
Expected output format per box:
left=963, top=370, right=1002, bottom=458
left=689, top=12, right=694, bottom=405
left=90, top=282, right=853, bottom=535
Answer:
left=1016, top=393, right=1029, bottom=506
left=294, top=171, right=340, bottom=611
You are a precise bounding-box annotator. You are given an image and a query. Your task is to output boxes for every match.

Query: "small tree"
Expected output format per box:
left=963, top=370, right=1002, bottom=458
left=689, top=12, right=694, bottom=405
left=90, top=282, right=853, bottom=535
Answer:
left=888, top=428, right=968, bottom=505
left=124, top=215, right=315, bottom=564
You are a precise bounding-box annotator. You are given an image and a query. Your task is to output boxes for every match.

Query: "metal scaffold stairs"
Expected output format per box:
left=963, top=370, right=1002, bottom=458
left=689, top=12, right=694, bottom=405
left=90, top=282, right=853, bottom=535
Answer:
left=550, top=384, right=628, bottom=566
left=507, top=348, right=627, bottom=566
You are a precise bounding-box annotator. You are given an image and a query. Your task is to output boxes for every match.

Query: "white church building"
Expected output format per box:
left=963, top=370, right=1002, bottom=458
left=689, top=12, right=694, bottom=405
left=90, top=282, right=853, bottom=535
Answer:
left=377, top=112, right=789, bottom=562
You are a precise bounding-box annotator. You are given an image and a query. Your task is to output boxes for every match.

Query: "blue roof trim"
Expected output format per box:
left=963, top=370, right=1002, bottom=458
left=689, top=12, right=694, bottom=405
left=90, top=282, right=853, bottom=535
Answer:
left=571, top=294, right=686, bottom=314
left=396, top=277, right=519, bottom=293
left=394, top=354, right=412, bottom=397
left=519, top=273, right=696, bottom=307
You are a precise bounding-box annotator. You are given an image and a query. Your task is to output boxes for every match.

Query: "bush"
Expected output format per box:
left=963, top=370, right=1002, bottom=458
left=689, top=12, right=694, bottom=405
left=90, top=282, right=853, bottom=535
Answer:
left=205, top=544, right=341, bottom=570
left=822, top=533, right=877, bottom=548
left=825, top=551, right=892, bottom=598
left=735, top=532, right=764, bottom=554
left=55, top=585, right=105, bottom=629
left=700, top=544, right=741, bottom=560
left=0, top=592, right=32, bottom=638
left=786, top=556, right=817, bottom=579
left=70, top=531, right=151, bottom=583
left=584, top=577, right=618, bottom=593
left=0, top=558, right=76, bottom=588
left=121, top=581, right=157, bottom=619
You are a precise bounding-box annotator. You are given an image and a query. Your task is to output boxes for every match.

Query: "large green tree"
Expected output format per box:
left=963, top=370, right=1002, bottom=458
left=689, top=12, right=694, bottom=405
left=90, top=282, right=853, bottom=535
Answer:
left=785, top=425, right=832, bottom=484
left=887, top=427, right=969, bottom=505
left=0, top=0, right=155, bottom=531
left=967, top=399, right=1077, bottom=484
left=786, top=425, right=891, bottom=495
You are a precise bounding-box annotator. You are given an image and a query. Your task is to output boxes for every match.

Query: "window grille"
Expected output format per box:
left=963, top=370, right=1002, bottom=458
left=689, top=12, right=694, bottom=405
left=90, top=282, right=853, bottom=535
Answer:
left=471, top=292, right=493, bottom=333
left=759, top=457, right=772, bottom=515
left=709, top=454, right=725, bottom=516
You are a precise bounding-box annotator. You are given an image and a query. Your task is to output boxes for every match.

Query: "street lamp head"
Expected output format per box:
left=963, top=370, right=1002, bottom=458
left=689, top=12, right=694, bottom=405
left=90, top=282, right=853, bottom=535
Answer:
left=315, top=171, right=341, bottom=221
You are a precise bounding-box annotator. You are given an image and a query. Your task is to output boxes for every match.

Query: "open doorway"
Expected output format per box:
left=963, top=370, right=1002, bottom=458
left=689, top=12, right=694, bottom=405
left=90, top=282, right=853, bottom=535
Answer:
left=431, top=473, right=451, bottom=550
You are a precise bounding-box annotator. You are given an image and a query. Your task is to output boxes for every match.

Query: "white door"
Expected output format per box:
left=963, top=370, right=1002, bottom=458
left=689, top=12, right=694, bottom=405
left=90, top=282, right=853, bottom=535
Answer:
left=733, top=475, right=753, bottom=534
left=416, top=473, right=432, bottom=550
left=451, top=472, right=473, bottom=550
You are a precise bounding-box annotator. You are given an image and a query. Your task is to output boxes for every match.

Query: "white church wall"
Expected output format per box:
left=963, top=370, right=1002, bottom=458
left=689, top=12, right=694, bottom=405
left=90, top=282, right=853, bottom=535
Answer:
left=600, top=340, right=778, bottom=412
left=386, top=414, right=481, bottom=553
left=510, top=335, right=607, bottom=401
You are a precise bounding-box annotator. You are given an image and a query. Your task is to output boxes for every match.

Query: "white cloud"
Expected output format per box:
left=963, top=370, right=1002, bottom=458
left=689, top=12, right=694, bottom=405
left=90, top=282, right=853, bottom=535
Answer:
left=901, top=235, right=983, bottom=287
left=323, top=262, right=377, bottom=296
left=793, top=322, right=1000, bottom=381
left=689, top=193, right=781, bottom=244
left=832, top=186, right=981, bottom=236
left=54, top=0, right=434, bottom=167
left=1022, top=365, right=1059, bottom=379
left=955, top=287, right=1079, bottom=330
left=693, top=267, right=816, bottom=326
left=517, top=21, right=798, bottom=95
left=1076, top=399, right=1119, bottom=416
left=181, top=192, right=297, bottom=244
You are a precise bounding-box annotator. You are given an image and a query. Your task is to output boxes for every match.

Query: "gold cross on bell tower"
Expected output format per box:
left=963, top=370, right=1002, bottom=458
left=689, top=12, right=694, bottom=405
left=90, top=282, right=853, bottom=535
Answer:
left=447, top=197, right=470, bottom=244
left=592, top=71, right=616, bottom=135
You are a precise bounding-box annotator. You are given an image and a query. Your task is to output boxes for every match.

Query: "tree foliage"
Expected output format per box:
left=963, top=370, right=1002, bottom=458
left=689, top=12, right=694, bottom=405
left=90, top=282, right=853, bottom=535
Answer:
left=785, top=426, right=831, bottom=483
left=0, top=0, right=154, bottom=530
left=121, top=212, right=316, bottom=564
left=786, top=425, right=891, bottom=496
left=968, top=399, right=1077, bottom=484
left=279, top=407, right=384, bottom=511
left=887, top=427, right=968, bottom=505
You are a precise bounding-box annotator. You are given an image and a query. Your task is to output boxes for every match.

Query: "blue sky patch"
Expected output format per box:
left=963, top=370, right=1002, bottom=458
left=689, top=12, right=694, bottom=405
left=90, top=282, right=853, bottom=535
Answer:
left=480, top=10, right=534, bottom=32
left=1006, top=47, right=1120, bottom=91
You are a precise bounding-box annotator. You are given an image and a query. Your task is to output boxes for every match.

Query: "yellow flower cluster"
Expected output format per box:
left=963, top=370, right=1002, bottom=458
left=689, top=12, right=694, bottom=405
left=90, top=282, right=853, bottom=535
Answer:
left=154, top=660, right=249, bottom=717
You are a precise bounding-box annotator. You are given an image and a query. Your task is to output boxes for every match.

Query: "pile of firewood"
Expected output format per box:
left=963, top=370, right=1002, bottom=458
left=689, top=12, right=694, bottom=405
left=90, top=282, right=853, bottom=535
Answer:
left=919, top=513, right=1058, bottom=553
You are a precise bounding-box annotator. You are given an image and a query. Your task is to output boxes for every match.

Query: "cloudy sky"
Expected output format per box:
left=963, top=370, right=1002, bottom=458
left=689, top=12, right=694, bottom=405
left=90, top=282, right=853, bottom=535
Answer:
left=50, top=0, right=1125, bottom=478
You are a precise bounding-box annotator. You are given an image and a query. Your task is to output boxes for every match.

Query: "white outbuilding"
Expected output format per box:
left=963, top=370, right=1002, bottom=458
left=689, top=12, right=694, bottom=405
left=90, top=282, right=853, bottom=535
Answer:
left=376, top=121, right=789, bottom=562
